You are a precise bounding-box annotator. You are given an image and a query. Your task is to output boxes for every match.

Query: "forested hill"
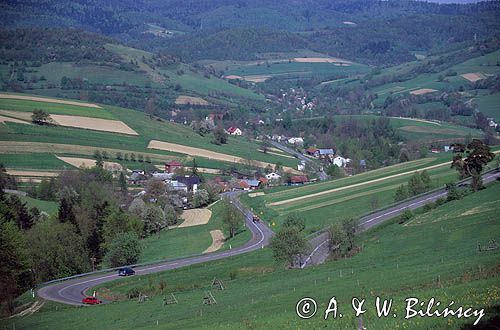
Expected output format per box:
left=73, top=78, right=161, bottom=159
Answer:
left=1, top=1, right=499, bottom=65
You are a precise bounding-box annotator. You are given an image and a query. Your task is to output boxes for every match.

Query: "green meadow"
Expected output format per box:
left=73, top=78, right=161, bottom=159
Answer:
left=0, top=95, right=298, bottom=172
left=0, top=97, right=115, bottom=119
left=140, top=201, right=251, bottom=264
left=4, top=182, right=499, bottom=329
left=226, top=60, right=369, bottom=80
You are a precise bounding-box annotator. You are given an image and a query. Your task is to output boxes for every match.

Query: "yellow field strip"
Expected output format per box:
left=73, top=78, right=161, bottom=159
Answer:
left=6, top=170, right=59, bottom=177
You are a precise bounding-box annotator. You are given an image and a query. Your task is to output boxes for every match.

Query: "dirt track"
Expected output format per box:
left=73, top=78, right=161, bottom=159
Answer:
left=178, top=208, right=212, bottom=228
left=409, top=88, right=438, bottom=95
left=461, top=73, right=486, bottom=82
left=268, top=161, right=453, bottom=207
left=175, top=96, right=209, bottom=105
left=6, top=170, right=59, bottom=177
left=203, top=230, right=225, bottom=253
left=50, top=115, right=138, bottom=135
left=56, top=156, right=123, bottom=171
left=0, top=115, right=31, bottom=125
left=0, top=93, right=102, bottom=108
left=293, top=57, right=351, bottom=64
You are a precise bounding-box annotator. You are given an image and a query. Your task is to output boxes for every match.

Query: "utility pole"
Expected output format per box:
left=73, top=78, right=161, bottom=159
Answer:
left=90, top=257, right=96, bottom=272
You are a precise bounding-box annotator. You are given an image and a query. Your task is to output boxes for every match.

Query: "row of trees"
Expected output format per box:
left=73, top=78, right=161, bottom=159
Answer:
left=394, top=170, right=432, bottom=202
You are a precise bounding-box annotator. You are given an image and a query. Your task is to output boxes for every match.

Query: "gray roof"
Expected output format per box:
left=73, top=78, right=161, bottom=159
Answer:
left=244, top=179, right=261, bottom=187
left=319, top=149, right=334, bottom=155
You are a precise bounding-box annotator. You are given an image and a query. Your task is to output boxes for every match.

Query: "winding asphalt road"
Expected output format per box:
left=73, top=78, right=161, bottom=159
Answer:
left=38, top=170, right=499, bottom=305
left=37, top=192, right=274, bottom=306
left=300, top=170, right=500, bottom=268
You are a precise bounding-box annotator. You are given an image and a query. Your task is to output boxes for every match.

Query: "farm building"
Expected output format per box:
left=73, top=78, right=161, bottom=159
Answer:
left=226, top=127, right=242, bottom=136
left=306, top=147, right=319, bottom=156
left=265, top=172, right=281, bottom=181
left=288, top=137, right=304, bottom=145
left=333, top=156, right=350, bottom=168
left=290, top=175, right=308, bottom=185
left=318, top=148, right=335, bottom=161
left=165, top=160, right=183, bottom=173
left=128, top=172, right=147, bottom=185
left=240, top=179, right=261, bottom=190
left=174, top=175, right=201, bottom=193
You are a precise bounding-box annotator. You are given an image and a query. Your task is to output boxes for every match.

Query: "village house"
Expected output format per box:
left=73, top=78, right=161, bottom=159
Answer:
left=128, top=172, right=147, bottom=185
left=239, top=179, right=261, bottom=190
left=265, top=172, right=281, bottom=181
left=306, top=147, right=319, bottom=157
left=152, top=172, right=174, bottom=180
left=318, top=148, right=335, bottom=162
left=288, top=137, right=304, bottom=145
left=226, top=127, right=242, bottom=136
left=165, top=160, right=183, bottom=173
left=174, top=175, right=201, bottom=193
left=290, top=175, right=308, bottom=185
left=333, top=155, right=350, bottom=168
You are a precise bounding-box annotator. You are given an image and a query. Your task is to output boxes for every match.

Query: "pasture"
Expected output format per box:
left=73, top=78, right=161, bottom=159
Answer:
left=225, top=58, right=368, bottom=81
left=5, top=182, right=499, bottom=329
left=139, top=201, right=251, bottom=263
left=0, top=94, right=299, bottom=172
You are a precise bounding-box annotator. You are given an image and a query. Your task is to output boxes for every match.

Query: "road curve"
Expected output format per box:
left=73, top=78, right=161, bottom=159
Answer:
left=301, top=170, right=500, bottom=267
left=38, top=171, right=499, bottom=304
left=38, top=192, right=274, bottom=305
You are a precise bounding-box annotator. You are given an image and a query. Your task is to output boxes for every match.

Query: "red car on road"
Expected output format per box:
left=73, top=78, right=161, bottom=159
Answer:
left=82, top=297, right=102, bottom=305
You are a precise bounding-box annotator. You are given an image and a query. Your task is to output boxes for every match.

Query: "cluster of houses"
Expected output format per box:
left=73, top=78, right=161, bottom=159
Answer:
left=305, top=147, right=351, bottom=168
left=278, top=87, right=317, bottom=112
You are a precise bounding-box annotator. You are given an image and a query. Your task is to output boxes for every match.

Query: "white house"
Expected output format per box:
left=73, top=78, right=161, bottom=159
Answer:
left=226, top=127, right=242, bottom=136
left=333, top=156, right=350, bottom=168
left=288, top=137, right=304, bottom=145
left=265, top=172, right=281, bottom=181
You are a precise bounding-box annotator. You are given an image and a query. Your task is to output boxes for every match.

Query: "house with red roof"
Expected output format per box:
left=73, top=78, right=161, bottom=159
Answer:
left=226, top=127, right=242, bottom=136
left=290, top=175, right=308, bottom=185
left=165, top=160, right=183, bottom=173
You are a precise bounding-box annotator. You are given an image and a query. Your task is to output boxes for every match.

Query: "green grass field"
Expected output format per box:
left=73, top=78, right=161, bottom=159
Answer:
left=226, top=60, right=368, bottom=80
left=15, top=195, right=58, bottom=215
left=475, top=91, right=500, bottom=122
left=0, top=95, right=298, bottom=173
left=0, top=97, right=115, bottom=119
left=140, top=201, right=251, bottom=263
left=242, top=148, right=498, bottom=232
left=105, top=44, right=262, bottom=100
left=370, top=49, right=500, bottom=105
left=4, top=182, right=499, bottom=329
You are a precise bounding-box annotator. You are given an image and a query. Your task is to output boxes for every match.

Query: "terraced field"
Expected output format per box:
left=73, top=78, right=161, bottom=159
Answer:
left=0, top=94, right=298, bottom=177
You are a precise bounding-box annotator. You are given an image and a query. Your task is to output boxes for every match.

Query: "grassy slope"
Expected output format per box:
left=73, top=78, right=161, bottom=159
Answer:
left=16, top=195, right=58, bottom=215
left=5, top=182, right=499, bottom=329
left=475, top=91, right=500, bottom=122
left=140, top=201, right=251, bottom=263
left=105, top=44, right=262, bottom=100
left=226, top=60, right=369, bottom=79
left=242, top=149, right=498, bottom=232
left=0, top=96, right=298, bottom=170
left=370, top=49, right=500, bottom=104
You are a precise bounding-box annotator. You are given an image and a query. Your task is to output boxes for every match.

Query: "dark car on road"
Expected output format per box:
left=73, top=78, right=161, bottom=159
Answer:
left=118, top=267, right=135, bottom=276
left=82, top=297, right=101, bottom=305
left=252, top=215, right=260, bottom=223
